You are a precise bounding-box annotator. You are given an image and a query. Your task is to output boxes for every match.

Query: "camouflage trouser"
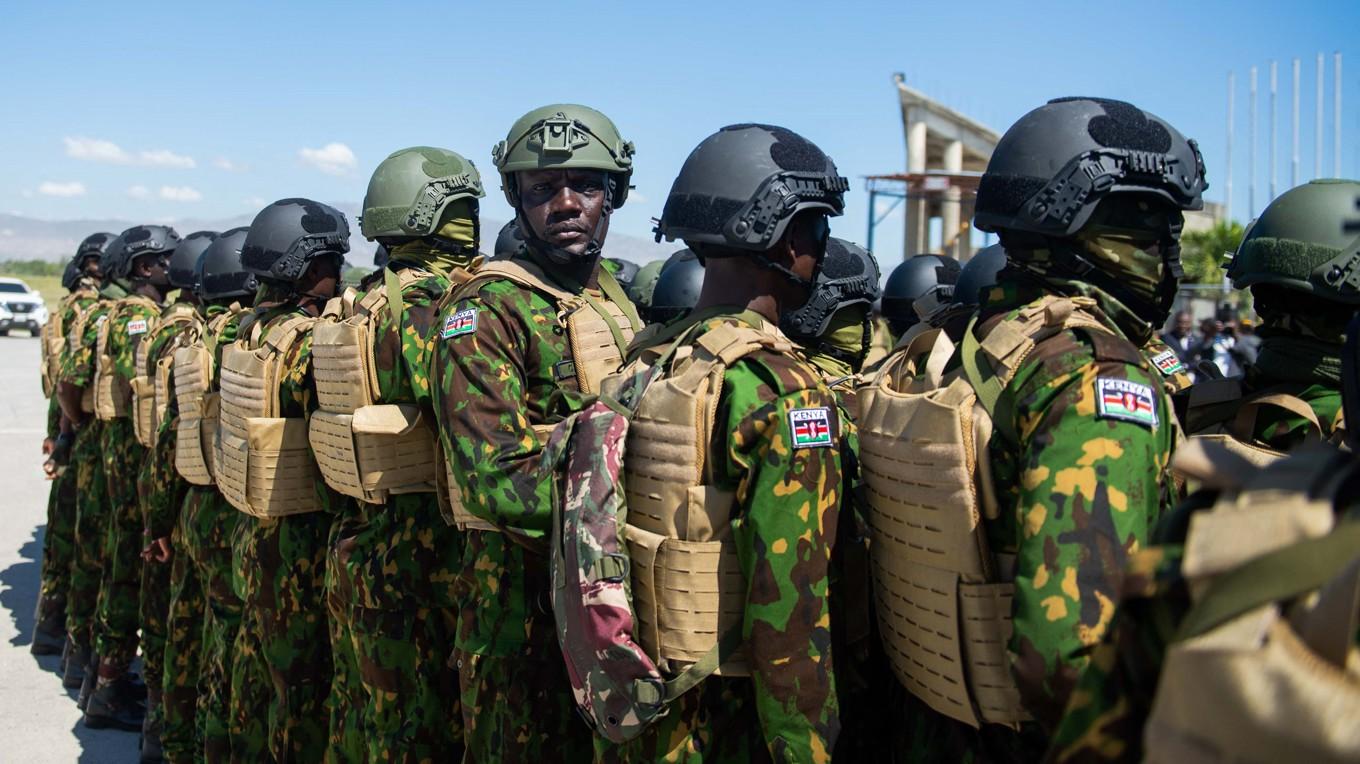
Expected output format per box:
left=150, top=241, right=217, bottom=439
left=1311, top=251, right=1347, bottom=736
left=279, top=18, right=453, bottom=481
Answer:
left=596, top=679, right=770, bottom=764
left=66, top=420, right=107, bottom=651
left=452, top=635, right=594, bottom=763
left=94, top=418, right=145, bottom=671
left=163, top=487, right=243, bottom=764
left=324, top=530, right=366, bottom=764
left=351, top=606, right=462, bottom=761
left=233, top=513, right=333, bottom=763
left=38, top=464, right=78, bottom=620
left=137, top=433, right=183, bottom=725
left=228, top=608, right=273, bottom=763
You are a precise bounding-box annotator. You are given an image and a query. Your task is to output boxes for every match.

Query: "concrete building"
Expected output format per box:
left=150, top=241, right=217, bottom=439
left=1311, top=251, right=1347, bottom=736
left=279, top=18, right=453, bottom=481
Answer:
left=867, top=74, right=1000, bottom=263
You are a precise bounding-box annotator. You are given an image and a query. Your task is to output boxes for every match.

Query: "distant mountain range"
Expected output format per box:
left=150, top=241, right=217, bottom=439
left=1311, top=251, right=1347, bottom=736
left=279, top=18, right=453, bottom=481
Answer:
left=0, top=204, right=678, bottom=267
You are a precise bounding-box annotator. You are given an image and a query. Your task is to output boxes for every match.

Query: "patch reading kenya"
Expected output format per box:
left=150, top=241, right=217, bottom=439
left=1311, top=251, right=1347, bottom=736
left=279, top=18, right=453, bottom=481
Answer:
left=1150, top=349, right=1185, bottom=376
left=442, top=308, right=477, bottom=339
left=126, top=319, right=149, bottom=335
left=1095, top=377, right=1158, bottom=429
left=789, top=407, right=834, bottom=449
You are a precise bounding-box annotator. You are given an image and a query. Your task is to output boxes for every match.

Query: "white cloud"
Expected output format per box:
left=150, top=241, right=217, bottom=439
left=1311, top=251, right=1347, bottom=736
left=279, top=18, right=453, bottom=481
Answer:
left=127, top=185, right=150, bottom=199
left=38, top=181, right=87, bottom=197
left=298, top=142, right=356, bottom=175
left=243, top=196, right=266, bottom=208
left=140, top=149, right=196, bottom=169
left=159, top=185, right=202, bottom=202
left=213, top=157, right=244, bottom=171
left=0, top=229, right=13, bottom=237
left=63, top=136, right=195, bottom=168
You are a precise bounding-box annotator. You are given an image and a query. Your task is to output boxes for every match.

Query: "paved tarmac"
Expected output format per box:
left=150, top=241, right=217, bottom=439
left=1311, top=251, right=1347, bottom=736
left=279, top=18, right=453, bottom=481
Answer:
left=0, top=335, right=140, bottom=762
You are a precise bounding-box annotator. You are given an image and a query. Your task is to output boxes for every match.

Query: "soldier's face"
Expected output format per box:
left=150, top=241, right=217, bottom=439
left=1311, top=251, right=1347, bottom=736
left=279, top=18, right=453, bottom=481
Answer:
left=135, top=251, right=170, bottom=287
left=298, top=254, right=341, bottom=300
left=80, top=256, right=101, bottom=279
left=517, top=169, right=611, bottom=256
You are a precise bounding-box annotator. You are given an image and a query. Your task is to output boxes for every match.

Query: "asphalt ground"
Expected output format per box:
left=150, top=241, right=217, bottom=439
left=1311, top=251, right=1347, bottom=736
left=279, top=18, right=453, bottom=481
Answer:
left=0, top=335, right=140, bottom=762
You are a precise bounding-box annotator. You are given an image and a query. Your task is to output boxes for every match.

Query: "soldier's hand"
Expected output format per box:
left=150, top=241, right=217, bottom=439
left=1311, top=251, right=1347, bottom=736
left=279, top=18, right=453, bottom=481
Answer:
left=42, top=437, right=54, bottom=456
left=42, top=458, right=58, bottom=479
left=151, top=537, right=171, bottom=563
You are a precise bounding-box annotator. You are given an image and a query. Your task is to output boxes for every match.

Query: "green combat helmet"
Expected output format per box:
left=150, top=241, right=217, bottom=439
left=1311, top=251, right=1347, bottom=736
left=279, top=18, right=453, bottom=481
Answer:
left=1227, top=178, right=1360, bottom=304
left=491, top=103, right=635, bottom=210
left=628, top=259, right=666, bottom=314
left=360, top=146, right=484, bottom=241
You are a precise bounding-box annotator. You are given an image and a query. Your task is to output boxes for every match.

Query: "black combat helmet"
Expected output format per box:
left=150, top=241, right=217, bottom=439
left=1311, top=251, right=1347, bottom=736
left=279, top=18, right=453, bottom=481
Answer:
left=880, top=254, right=960, bottom=335
left=492, top=219, right=524, bottom=259
left=240, top=198, right=350, bottom=285
left=373, top=244, right=390, bottom=269
left=604, top=257, right=639, bottom=291
left=195, top=227, right=257, bottom=302
left=783, top=237, right=882, bottom=337
left=656, top=123, right=848, bottom=289
left=61, top=258, right=83, bottom=292
left=108, top=224, right=181, bottom=282
left=953, top=244, right=1008, bottom=307
left=64, top=232, right=115, bottom=290
left=168, top=231, right=217, bottom=291
left=649, top=250, right=705, bottom=323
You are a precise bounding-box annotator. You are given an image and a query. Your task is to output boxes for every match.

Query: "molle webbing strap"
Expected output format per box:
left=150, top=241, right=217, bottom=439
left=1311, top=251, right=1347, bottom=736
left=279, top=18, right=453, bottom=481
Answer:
left=1227, top=391, right=1325, bottom=443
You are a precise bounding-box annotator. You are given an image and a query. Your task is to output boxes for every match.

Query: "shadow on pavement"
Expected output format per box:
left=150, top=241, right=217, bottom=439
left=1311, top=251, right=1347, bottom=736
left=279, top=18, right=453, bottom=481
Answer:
left=0, top=524, right=44, bottom=649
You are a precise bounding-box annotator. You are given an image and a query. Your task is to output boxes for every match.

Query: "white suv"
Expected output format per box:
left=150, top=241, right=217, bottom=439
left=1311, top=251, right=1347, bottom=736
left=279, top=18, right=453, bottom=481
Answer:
left=0, top=278, right=49, bottom=336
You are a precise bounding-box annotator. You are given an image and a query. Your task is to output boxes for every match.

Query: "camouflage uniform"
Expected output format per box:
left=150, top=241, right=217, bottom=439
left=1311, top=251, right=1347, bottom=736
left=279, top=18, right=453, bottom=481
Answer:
left=328, top=262, right=465, bottom=761
left=94, top=293, right=162, bottom=676
left=430, top=250, right=626, bottom=763
left=603, top=311, right=844, bottom=763
left=229, top=303, right=341, bottom=763
left=895, top=279, right=1179, bottom=763
left=61, top=285, right=123, bottom=653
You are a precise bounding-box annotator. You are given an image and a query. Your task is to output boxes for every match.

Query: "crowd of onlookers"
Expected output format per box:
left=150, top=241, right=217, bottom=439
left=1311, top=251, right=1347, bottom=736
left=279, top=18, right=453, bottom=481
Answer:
left=1160, top=304, right=1261, bottom=381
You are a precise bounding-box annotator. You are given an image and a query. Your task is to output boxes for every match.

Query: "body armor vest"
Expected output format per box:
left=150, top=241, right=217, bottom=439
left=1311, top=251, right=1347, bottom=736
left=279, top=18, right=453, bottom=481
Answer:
left=67, top=300, right=104, bottom=414
left=439, top=258, right=640, bottom=530
left=40, top=291, right=88, bottom=398
left=1144, top=441, right=1360, bottom=763
left=132, top=303, right=200, bottom=447
left=173, top=308, right=239, bottom=485
left=603, top=319, right=793, bottom=678
left=858, top=295, right=1133, bottom=728
left=1179, top=378, right=1337, bottom=469
left=217, top=312, right=322, bottom=518
left=94, top=295, right=159, bottom=421
left=309, top=266, right=472, bottom=504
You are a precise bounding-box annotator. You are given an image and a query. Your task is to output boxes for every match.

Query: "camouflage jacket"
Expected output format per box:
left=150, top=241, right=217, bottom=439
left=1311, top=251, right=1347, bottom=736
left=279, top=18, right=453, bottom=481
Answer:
left=430, top=252, right=628, bottom=655
left=332, top=263, right=465, bottom=610
left=903, top=280, right=1179, bottom=761
left=60, top=284, right=125, bottom=387
left=1239, top=357, right=1344, bottom=451
left=105, top=292, right=163, bottom=393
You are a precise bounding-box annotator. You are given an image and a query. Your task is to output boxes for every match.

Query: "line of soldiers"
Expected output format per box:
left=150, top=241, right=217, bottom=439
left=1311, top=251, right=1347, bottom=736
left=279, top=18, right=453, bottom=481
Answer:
left=29, top=97, right=1359, bottom=763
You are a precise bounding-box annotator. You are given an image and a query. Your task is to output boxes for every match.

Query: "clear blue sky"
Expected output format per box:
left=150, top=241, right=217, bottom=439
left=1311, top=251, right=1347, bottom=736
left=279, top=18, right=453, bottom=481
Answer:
left=2, top=0, right=1356, bottom=257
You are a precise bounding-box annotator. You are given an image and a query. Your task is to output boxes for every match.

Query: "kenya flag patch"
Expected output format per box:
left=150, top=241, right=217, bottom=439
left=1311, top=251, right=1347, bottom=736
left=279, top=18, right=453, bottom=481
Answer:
left=1095, top=378, right=1158, bottom=429
left=789, top=407, right=834, bottom=449
left=442, top=308, right=477, bottom=339
left=1150, top=349, right=1185, bottom=376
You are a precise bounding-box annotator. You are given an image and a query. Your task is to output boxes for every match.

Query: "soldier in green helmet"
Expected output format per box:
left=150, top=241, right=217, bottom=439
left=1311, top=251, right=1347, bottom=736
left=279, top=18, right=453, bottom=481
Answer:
left=429, top=104, right=641, bottom=762
left=628, top=258, right=665, bottom=322
left=1180, top=179, right=1360, bottom=453
left=320, top=146, right=485, bottom=761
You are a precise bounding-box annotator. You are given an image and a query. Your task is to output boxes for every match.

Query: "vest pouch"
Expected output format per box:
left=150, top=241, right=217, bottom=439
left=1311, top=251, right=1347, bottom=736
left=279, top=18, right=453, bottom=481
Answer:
left=131, top=376, right=157, bottom=447
left=563, top=299, right=635, bottom=396
left=351, top=404, right=438, bottom=495
left=311, top=318, right=378, bottom=413
left=177, top=392, right=217, bottom=486
left=153, top=353, right=175, bottom=439
left=243, top=416, right=321, bottom=518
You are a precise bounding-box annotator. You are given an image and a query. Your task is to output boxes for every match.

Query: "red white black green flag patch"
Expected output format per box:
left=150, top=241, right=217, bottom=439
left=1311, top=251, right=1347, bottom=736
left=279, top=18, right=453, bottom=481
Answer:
left=789, top=407, right=834, bottom=449
left=1150, top=348, right=1185, bottom=376
left=126, top=319, right=149, bottom=336
left=442, top=308, right=477, bottom=339
left=1095, top=378, right=1158, bottom=429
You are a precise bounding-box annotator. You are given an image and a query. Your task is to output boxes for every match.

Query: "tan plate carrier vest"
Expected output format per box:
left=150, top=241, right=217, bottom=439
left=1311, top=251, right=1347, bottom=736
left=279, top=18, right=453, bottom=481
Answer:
left=132, top=303, right=200, bottom=447
left=857, top=295, right=1122, bottom=728
left=1144, top=441, right=1360, bottom=763
left=217, top=313, right=322, bottom=518
left=605, top=319, right=794, bottom=678
left=94, top=295, right=160, bottom=421
left=173, top=308, right=238, bottom=486
left=39, top=292, right=85, bottom=398
left=1181, top=379, right=1336, bottom=471
left=439, top=259, right=640, bottom=531
left=309, top=267, right=465, bottom=504
left=67, top=300, right=103, bottom=414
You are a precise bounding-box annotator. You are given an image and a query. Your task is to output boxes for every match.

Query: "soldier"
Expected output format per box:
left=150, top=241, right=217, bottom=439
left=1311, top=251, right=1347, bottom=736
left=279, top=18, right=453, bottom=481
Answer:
left=218, top=199, right=349, bottom=762
left=647, top=249, right=703, bottom=323
left=626, top=258, right=665, bottom=321
left=161, top=228, right=256, bottom=763
left=858, top=97, right=1206, bottom=761
left=430, top=103, right=640, bottom=762
left=55, top=233, right=128, bottom=704
left=780, top=237, right=891, bottom=763
left=1179, top=179, right=1360, bottom=452
left=1046, top=312, right=1360, bottom=763
left=319, top=146, right=485, bottom=761
left=86, top=224, right=180, bottom=732
left=34, top=237, right=109, bottom=658
left=604, top=257, right=639, bottom=294
left=132, top=230, right=216, bottom=761
left=490, top=219, right=524, bottom=260
left=589, top=121, right=847, bottom=761
left=879, top=254, right=961, bottom=339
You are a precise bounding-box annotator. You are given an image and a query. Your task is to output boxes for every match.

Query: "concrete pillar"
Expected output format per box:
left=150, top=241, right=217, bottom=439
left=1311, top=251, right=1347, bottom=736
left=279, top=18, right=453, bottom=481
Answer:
left=907, top=111, right=927, bottom=174
left=958, top=198, right=976, bottom=262
left=906, top=198, right=928, bottom=258
left=941, top=139, right=963, bottom=258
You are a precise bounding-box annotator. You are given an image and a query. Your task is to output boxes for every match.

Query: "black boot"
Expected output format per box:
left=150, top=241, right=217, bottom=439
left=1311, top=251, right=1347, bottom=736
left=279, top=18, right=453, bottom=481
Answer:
left=62, top=643, right=89, bottom=690
left=59, top=636, right=71, bottom=675
left=29, top=597, right=66, bottom=656
left=139, top=689, right=164, bottom=763
left=84, top=674, right=146, bottom=732
left=76, top=653, right=99, bottom=709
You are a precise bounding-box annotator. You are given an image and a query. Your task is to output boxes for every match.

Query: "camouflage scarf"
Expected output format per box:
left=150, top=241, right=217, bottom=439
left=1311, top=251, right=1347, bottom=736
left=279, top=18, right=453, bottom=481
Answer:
left=1006, top=258, right=1156, bottom=345
left=99, top=281, right=128, bottom=300
left=1072, top=229, right=1165, bottom=309
left=806, top=306, right=869, bottom=376
left=1254, top=309, right=1347, bottom=385
left=388, top=199, right=478, bottom=279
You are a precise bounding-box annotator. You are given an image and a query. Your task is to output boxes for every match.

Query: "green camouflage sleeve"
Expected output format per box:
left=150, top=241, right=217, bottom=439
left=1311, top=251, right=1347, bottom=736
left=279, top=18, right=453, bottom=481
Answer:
left=140, top=409, right=190, bottom=538
left=47, top=397, right=61, bottom=439
left=364, top=273, right=445, bottom=408
left=1045, top=545, right=1187, bottom=763
left=716, top=355, right=842, bottom=762
left=996, top=329, right=1176, bottom=728
left=110, top=304, right=158, bottom=382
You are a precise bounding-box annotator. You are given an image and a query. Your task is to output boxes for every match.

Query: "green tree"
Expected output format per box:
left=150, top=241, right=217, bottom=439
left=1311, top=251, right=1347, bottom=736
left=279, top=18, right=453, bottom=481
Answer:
left=1179, top=220, right=1244, bottom=285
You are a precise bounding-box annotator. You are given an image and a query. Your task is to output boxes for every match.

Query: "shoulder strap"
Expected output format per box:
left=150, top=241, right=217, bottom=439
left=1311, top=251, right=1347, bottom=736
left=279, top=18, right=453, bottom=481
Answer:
left=461, top=258, right=575, bottom=303
left=1227, top=391, right=1325, bottom=443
